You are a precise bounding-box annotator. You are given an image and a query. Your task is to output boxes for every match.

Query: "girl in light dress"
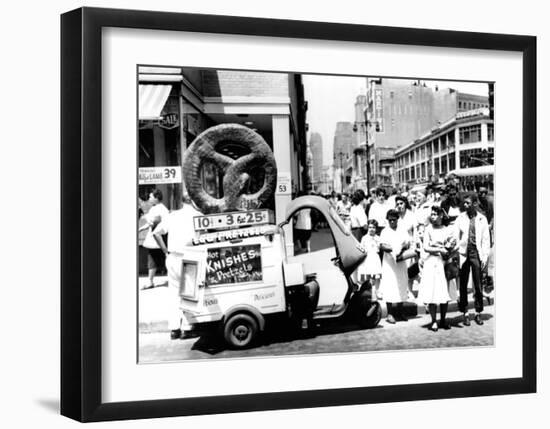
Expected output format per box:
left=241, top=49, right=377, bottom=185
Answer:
left=418, top=205, right=458, bottom=332
left=357, top=220, right=383, bottom=300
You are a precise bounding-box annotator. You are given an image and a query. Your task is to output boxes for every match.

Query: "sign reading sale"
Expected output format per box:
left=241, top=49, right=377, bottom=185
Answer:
left=138, top=166, right=182, bottom=185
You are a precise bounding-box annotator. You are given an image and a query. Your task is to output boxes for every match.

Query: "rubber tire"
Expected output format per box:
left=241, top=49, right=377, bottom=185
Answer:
left=357, top=300, right=382, bottom=329
left=223, top=313, right=259, bottom=349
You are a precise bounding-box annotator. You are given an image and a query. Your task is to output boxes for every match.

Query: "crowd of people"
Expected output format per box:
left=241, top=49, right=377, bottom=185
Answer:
left=323, top=180, right=494, bottom=332
left=139, top=179, right=494, bottom=338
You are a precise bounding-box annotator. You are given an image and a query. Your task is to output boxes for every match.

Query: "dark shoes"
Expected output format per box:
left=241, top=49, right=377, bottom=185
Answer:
left=170, top=329, right=182, bottom=340
left=440, top=321, right=451, bottom=330
left=474, top=313, right=484, bottom=325
left=462, top=313, right=471, bottom=326
left=396, top=313, right=409, bottom=322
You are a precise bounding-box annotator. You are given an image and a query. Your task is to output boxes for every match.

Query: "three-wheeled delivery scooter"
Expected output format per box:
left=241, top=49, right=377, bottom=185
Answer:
left=173, top=195, right=381, bottom=349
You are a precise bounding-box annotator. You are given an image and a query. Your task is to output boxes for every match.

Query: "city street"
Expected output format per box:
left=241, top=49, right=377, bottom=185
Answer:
left=138, top=304, right=494, bottom=363
left=138, top=225, right=494, bottom=363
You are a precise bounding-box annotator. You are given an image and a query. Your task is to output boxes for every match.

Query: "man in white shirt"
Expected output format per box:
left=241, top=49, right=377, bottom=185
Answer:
left=349, top=192, right=368, bottom=240
left=294, top=208, right=312, bottom=253
left=153, top=194, right=203, bottom=340
left=138, top=189, right=169, bottom=288
left=456, top=194, right=490, bottom=326
left=336, top=193, right=352, bottom=228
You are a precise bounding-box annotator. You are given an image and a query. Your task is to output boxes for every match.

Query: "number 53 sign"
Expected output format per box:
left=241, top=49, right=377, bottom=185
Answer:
left=138, top=166, right=182, bottom=185
left=276, top=172, right=291, bottom=195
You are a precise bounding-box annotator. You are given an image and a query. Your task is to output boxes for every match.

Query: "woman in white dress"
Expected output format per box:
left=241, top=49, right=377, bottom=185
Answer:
left=379, top=209, right=410, bottom=323
left=419, top=205, right=457, bottom=331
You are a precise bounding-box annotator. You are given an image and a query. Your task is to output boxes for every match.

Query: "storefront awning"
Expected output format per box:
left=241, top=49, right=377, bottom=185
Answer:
left=139, top=84, right=172, bottom=120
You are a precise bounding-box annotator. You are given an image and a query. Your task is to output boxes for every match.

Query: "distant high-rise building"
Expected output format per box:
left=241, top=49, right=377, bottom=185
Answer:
left=309, top=132, right=323, bottom=184
left=362, top=78, right=489, bottom=187
left=332, top=122, right=354, bottom=192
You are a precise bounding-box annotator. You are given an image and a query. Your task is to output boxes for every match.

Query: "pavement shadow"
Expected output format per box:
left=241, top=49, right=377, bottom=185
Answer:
left=35, top=398, right=59, bottom=414
left=189, top=319, right=384, bottom=355
left=420, top=312, right=494, bottom=330
left=190, top=334, right=226, bottom=355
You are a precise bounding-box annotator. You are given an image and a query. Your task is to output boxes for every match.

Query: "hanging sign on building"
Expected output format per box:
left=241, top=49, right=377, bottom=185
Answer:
left=374, top=88, right=385, bottom=133
left=205, top=244, right=262, bottom=286
left=276, top=172, right=292, bottom=195
left=138, top=166, right=182, bottom=185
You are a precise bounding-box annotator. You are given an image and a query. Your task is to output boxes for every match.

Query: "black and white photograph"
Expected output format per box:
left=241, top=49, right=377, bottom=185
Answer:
left=137, top=67, right=496, bottom=363
left=2, top=0, right=542, bottom=426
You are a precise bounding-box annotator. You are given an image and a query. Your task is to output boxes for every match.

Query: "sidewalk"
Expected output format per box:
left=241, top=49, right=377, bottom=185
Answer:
left=378, top=291, right=494, bottom=319
left=138, top=275, right=494, bottom=333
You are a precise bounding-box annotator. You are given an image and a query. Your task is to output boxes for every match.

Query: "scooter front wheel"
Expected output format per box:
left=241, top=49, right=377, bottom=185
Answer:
left=356, top=300, right=382, bottom=329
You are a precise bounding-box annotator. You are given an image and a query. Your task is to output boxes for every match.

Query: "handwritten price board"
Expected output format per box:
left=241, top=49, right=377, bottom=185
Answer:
left=193, top=210, right=273, bottom=231
left=205, top=244, right=262, bottom=286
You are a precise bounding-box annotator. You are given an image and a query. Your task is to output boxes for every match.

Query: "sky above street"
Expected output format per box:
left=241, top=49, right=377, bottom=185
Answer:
left=302, top=74, right=490, bottom=167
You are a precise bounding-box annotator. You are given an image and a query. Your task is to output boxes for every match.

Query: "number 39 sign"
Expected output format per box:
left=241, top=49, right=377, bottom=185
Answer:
left=138, top=166, right=182, bottom=185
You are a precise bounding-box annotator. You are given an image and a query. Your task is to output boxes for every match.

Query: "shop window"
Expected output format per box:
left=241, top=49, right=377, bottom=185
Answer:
left=459, top=148, right=494, bottom=168
left=449, top=156, right=456, bottom=171
left=459, top=125, right=482, bottom=144
left=441, top=157, right=448, bottom=175
left=448, top=131, right=455, bottom=148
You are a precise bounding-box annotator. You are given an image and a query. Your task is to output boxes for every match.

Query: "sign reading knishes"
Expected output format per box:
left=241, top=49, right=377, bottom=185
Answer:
left=193, top=210, right=273, bottom=231
left=206, top=244, right=262, bottom=286
left=138, top=166, right=182, bottom=185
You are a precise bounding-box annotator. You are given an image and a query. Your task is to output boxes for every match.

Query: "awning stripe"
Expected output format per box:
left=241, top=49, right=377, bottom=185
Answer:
left=139, top=84, right=172, bottom=120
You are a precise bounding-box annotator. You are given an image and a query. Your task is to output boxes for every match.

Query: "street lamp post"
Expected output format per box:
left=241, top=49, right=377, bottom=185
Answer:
left=334, top=151, right=345, bottom=193
left=353, top=121, right=371, bottom=192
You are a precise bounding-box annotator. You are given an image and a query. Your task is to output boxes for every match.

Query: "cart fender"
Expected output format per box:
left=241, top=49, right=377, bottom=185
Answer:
left=223, top=305, right=266, bottom=331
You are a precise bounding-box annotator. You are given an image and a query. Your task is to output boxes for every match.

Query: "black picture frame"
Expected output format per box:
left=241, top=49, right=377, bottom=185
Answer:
left=61, top=7, right=536, bottom=422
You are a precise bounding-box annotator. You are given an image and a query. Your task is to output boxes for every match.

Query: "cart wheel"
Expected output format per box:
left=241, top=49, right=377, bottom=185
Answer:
left=357, top=300, right=382, bottom=329
left=223, top=313, right=259, bottom=349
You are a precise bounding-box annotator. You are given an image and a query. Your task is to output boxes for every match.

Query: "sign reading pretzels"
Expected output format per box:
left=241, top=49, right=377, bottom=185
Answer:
left=182, top=124, right=277, bottom=214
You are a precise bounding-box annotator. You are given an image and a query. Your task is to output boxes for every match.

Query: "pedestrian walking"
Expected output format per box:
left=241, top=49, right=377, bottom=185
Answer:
left=349, top=192, right=368, bottom=241
left=336, top=193, right=352, bottom=229
left=379, top=209, right=410, bottom=323
left=153, top=193, right=203, bottom=340
left=294, top=205, right=312, bottom=253
left=456, top=193, right=490, bottom=326
left=138, top=189, right=169, bottom=289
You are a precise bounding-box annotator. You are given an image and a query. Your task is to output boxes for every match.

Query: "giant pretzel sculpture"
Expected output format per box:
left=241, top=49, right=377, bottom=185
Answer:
left=182, top=124, right=277, bottom=214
